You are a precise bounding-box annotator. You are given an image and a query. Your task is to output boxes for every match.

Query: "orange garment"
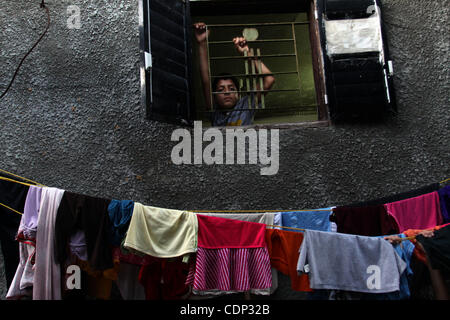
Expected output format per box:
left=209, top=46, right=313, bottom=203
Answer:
left=265, top=229, right=311, bottom=292
left=69, top=254, right=119, bottom=300
left=403, top=223, right=450, bottom=264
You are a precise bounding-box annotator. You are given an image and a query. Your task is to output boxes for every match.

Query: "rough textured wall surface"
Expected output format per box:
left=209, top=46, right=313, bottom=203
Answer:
left=0, top=0, right=448, bottom=299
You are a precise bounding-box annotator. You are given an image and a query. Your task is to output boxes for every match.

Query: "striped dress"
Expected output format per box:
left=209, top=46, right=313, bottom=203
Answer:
left=186, top=214, right=272, bottom=293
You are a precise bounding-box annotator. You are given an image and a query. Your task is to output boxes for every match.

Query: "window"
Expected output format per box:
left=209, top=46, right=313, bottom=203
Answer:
left=316, top=0, right=396, bottom=122
left=139, top=0, right=395, bottom=127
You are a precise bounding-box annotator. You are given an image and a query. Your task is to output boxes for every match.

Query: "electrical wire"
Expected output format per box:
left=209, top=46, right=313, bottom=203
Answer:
left=0, top=1, right=50, bottom=100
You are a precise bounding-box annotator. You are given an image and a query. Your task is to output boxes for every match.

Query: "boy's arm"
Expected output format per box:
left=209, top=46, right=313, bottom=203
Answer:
left=233, top=37, right=276, bottom=100
left=194, top=22, right=212, bottom=110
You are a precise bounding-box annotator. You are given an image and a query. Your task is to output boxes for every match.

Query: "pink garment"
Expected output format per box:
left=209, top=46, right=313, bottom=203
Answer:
left=187, top=215, right=272, bottom=293
left=186, top=247, right=272, bottom=293
left=384, top=191, right=443, bottom=233
left=33, top=187, right=65, bottom=300
left=197, top=214, right=266, bottom=248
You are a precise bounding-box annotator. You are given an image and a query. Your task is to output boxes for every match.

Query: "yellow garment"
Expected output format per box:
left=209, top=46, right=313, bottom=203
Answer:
left=123, top=203, right=198, bottom=258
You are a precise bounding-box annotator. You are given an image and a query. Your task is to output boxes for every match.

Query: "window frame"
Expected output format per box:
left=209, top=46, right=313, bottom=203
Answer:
left=139, top=0, right=333, bottom=128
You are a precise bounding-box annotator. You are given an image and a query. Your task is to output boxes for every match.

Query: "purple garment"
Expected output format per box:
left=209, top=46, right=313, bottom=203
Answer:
left=438, top=186, right=450, bottom=223
left=7, top=186, right=43, bottom=299
left=18, top=185, right=42, bottom=239
left=69, top=230, right=88, bottom=261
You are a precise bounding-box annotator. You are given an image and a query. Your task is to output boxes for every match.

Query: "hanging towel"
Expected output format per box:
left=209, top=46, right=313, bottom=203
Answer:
left=6, top=185, right=42, bottom=299
left=384, top=191, right=443, bottom=233
left=108, top=200, right=134, bottom=246
left=198, top=212, right=275, bottom=225
left=55, top=191, right=113, bottom=271
left=438, top=186, right=450, bottom=223
left=416, top=225, right=450, bottom=273
left=265, top=229, right=311, bottom=292
left=33, top=187, right=65, bottom=300
left=123, top=203, right=198, bottom=258
left=197, top=214, right=265, bottom=249
left=186, top=215, right=272, bottom=294
left=330, top=205, right=400, bottom=236
left=281, top=208, right=334, bottom=232
left=297, top=230, right=407, bottom=294
left=305, top=235, right=415, bottom=300
left=0, top=178, right=29, bottom=288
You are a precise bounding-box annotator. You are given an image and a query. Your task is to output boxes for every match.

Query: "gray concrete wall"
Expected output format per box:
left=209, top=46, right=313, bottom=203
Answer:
left=0, top=0, right=448, bottom=299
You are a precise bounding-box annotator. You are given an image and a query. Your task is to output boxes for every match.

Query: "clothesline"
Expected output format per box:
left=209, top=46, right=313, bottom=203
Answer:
left=1, top=169, right=449, bottom=240
left=0, top=201, right=23, bottom=216
left=0, top=168, right=46, bottom=187
left=191, top=209, right=332, bottom=213
left=0, top=176, right=36, bottom=188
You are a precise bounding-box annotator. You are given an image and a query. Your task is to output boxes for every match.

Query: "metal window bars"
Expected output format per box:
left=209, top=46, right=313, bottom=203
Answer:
left=205, top=21, right=309, bottom=113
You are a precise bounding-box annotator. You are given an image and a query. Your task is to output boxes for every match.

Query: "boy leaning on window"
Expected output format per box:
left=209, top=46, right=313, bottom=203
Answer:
left=193, top=22, right=275, bottom=127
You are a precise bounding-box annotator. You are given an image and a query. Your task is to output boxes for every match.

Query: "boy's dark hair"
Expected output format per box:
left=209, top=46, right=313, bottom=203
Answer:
left=212, top=73, right=240, bottom=92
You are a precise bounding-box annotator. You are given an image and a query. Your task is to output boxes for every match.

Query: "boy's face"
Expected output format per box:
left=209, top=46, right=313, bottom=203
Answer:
left=214, top=79, right=239, bottom=110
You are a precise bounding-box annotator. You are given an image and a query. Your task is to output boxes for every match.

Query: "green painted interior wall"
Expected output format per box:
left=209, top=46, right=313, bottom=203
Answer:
left=191, top=12, right=318, bottom=125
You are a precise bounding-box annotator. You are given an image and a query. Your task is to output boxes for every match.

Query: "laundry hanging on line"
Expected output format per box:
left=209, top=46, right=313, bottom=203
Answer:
left=0, top=171, right=449, bottom=300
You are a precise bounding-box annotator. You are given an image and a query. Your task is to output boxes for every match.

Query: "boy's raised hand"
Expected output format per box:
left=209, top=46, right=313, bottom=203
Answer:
left=233, top=37, right=250, bottom=54
left=194, top=22, right=209, bottom=43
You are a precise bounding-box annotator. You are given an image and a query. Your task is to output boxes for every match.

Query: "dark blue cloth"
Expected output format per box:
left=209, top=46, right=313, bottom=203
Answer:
left=382, top=234, right=415, bottom=300
left=108, top=200, right=134, bottom=246
left=281, top=208, right=334, bottom=232
left=438, top=186, right=450, bottom=223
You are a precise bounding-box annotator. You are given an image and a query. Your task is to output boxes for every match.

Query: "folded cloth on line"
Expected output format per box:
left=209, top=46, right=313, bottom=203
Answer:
left=195, top=212, right=278, bottom=295
left=6, top=185, right=42, bottom=299
left=108, top=200, right=134, bottom=246
left=0, top=178, right=29, bottom=288
left=123, top=203, right=198, bottom=258
left=196, top=212, right=275, bottom=225
left=297, top=229, right=407, bottom=294
left=55, top=191, right=113, bottom=271
left=265, top=229, right=311, bottom=292
left=384, top=191, right=443, bottom=233
left=18, top=185, right=42, bottom=240
left=196, top=214, right=266, bottom=249
left=281, top=208, right=334, bottom=232
left=186, top=215, right=272, bottom=294
left=330, top=205, right=399, bottom=236
left=438, top=186, right=450, bottom=223
left=33, top=187, right=65, bottom=300
left=347, top=183, right=441, bottom=207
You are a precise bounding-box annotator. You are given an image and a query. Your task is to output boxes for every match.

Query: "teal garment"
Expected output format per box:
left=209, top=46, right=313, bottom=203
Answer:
left=281, top=207, right=334, bottom=232
left=108, top=200, right=135, bottom=246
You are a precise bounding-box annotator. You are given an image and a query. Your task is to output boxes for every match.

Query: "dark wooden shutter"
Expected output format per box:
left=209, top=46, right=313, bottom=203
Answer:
left=143, top=0, right=194, bottom=125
